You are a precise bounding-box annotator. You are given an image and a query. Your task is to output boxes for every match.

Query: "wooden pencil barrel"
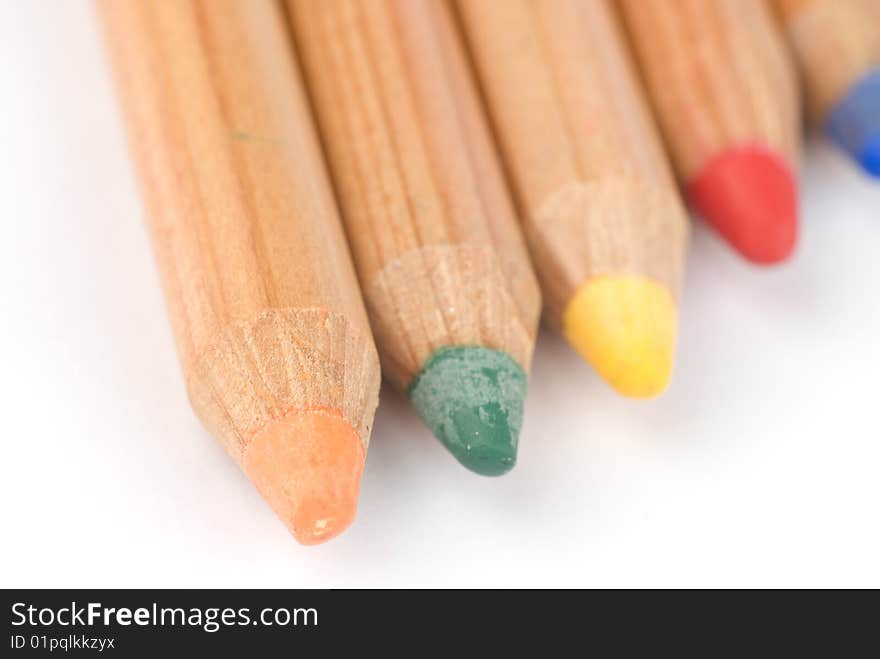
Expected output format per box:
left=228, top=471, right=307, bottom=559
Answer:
left=288, top=0, right=541, bottom=390
left=98, top=0, right=380, bottom=541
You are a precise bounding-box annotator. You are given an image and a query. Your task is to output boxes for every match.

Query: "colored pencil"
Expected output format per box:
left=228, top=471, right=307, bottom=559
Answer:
left=773, top=0, right=880, bottom=177
left=617, top=0, right=801, bottom=264
left=98, top=0, right=380, bottom=544
left=457, top=0, right=689, bottom=398
left=288, top=0, right=541, bottom=476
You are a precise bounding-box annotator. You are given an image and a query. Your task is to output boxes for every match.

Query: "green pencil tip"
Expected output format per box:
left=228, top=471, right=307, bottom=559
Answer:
left=409, top=346, right=526, bottom=477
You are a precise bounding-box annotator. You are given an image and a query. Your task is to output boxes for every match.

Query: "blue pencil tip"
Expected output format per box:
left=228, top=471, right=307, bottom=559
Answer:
left=826, top=68, right=880, bottom=178
left=859, top=135, right=880, bottom=177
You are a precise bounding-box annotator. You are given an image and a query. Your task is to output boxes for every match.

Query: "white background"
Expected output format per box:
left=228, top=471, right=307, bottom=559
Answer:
left=2, top=2, right=878, bottom=588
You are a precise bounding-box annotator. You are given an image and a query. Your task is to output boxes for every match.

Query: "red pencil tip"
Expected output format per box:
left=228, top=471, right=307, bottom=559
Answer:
left=688, top=146, right=798, bottom=264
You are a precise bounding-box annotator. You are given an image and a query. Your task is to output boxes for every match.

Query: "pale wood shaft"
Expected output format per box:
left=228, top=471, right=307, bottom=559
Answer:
left=617, top=0, right=801, bottom=180
left=773, top=0, right=880, bottom=122
left=288, top=0, right=540, bottom=389
left=457, top=0, right=689, bottom=322
left=98, top=0, right=379, bottom=458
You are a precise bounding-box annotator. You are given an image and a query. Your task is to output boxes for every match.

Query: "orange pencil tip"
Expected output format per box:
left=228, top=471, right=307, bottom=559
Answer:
left=243, top=408, right=365, bottom=545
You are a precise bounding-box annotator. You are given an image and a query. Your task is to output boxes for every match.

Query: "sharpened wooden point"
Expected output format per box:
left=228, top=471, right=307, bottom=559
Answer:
left=243, top=408, right=365, bottom=545
left=562, top=276, right=677, bottom=398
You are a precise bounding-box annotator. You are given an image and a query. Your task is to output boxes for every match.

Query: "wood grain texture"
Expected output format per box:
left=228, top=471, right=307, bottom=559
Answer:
left=773, top=0, right=880, bottom=122
left=98, top=0, right=380, bottom=461
left=456, top=0, right=689, bottom=323
left=288, top=0, right=541, bottom=390
left=617, top=0, right=801, bottom=180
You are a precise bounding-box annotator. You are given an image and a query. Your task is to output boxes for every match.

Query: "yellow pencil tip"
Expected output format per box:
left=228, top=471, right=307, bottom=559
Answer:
left=562, top=276, right=677, bottom=398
